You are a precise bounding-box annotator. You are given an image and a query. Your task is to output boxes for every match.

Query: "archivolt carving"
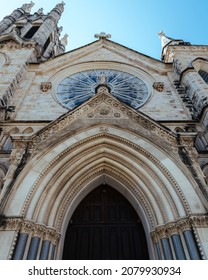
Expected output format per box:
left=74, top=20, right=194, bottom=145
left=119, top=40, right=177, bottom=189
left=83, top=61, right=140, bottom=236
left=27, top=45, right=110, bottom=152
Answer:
left=36, top=143, right=179, bottom=227
left=55, top=166, right=156, bottom=231
left=21, top=131, right=190, bottom=231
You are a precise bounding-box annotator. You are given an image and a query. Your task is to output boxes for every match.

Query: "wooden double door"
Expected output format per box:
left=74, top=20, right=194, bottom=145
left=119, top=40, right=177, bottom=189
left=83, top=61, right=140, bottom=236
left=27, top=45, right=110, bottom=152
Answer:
left=63, top=185, right=149, bottom=260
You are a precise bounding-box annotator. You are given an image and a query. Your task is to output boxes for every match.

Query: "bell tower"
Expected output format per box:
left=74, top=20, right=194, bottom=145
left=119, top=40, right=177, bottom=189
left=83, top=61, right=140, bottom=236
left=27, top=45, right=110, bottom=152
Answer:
left=0, top=1, right=67, bottom=62
left=0, top=2, right=67, bottom=121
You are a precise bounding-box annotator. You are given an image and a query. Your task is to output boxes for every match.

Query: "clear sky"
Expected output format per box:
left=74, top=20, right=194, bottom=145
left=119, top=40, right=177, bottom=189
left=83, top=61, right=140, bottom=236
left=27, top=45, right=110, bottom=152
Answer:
left=0, top=0, right=208, bottom=60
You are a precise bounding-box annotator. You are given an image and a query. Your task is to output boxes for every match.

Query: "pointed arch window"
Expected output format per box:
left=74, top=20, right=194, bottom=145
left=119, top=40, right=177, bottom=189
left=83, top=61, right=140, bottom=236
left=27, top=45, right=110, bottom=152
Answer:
left=199, top=70, right=208, bottom=84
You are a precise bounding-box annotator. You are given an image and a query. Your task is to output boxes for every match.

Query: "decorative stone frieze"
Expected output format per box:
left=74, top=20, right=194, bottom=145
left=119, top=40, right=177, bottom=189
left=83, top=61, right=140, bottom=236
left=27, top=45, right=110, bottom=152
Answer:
left=21, top=220, right=34, bottom=234
left=32, top=224, right=46, bottom=238
left=0, top=217, right=22, bottom=231
left=190, top=215, right=208, bottom=228
left=30, top=91, right=177, bottom=151
left=151, top=217, right=194, bottom=243
left=0, top=217, right=61, bottom=244
left=166, top=223, right=179, bottom=236
left=176, top=219, right=191, bottom=232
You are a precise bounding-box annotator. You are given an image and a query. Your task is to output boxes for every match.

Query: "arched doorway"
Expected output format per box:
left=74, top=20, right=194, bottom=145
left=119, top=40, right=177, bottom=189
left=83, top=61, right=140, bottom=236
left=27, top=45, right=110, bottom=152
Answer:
left=62, top=185, right=149, bottom=260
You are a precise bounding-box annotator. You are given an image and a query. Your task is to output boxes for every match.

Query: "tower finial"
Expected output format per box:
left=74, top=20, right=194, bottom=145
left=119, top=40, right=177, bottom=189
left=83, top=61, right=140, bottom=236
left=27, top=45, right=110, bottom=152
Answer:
left=54, top=1, right=65, bottom=13
left=61, top=33, right=69, bottom=47
left=158, top=31, right=172, bottom=48
left=21, top=1, right=35, bottom=13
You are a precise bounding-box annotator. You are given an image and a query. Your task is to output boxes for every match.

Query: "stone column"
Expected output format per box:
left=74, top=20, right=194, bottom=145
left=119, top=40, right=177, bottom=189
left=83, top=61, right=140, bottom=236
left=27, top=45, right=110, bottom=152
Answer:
left=183, top=230, right=201, bottom=260
left=39, top=228, right=60, bottom=260
left=152, top=219, right=203, bottom=260
left=13, top=233, right=28, bottom=260
left=27, top=236, right=40, bottom=260
left=151, top=231, right=163, bottom=259
left=154, top=227, right=174, bottom=260
left=178, top=219, right=201, bottom=260
left=166, top=224, right=186, bottom=260
left=39, top=240, right=51, bottom=260
left=50, top=244, right=56, bottom=260
left=12, top=220, right=34, bottom=260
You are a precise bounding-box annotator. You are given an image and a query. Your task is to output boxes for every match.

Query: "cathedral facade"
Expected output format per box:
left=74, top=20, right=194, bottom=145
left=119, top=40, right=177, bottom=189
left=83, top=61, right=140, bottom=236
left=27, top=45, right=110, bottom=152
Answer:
left=0, top=2, right=208, bottom=260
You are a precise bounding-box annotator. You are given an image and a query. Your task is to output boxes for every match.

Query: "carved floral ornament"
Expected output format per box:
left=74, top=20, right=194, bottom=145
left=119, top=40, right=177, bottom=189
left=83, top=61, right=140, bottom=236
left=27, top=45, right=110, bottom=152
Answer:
left=40, top=82, right=52, bottom=92
left=152, top=82, right=164, bottom=92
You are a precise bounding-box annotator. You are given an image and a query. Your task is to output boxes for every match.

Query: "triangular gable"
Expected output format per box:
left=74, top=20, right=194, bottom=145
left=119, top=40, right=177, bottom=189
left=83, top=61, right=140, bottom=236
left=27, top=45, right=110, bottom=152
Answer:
left=40, top=39, right=170, bottom=75
left=30, top=89, right=177, bottom=151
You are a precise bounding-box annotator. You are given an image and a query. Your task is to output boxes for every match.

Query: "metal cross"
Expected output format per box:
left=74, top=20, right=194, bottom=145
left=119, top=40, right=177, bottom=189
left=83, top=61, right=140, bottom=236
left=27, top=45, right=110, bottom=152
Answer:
left=94, top=32, right=111, bottom=40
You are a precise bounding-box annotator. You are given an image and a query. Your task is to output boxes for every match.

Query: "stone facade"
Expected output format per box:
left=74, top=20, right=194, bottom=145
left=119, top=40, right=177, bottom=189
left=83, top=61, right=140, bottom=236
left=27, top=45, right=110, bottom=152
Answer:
left=0, top=3, right=208, bottom=260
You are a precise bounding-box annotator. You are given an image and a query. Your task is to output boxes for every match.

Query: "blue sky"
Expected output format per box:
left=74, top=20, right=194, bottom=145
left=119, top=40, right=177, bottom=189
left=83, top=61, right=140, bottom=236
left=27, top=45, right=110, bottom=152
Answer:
left=0, top=0, right=207, bottom=60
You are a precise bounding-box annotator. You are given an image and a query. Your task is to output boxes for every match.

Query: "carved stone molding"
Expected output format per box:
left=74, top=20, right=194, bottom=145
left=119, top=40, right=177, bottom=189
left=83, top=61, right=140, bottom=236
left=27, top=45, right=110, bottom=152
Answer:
left=21, top=220, right=35, bottom=234
left=190, top=215, right=208, bottom=228
left=0, top=217, right=61, bottom=244
left=155, top=226, right=168, bottom=239
left=29, top=91, right=177, bottom=151
left=153, top=82, right=164, bottom=92
left=40, top=82, right=52, bottom=92
left=32, top=224, right=46, bottom=238
left=151, top=231, right=160, bottom=243
left=166, top=223, right=179, bottom=236
left=0, top=217, right=22, bottom=231
left=151, top=217, right=193, bottom=243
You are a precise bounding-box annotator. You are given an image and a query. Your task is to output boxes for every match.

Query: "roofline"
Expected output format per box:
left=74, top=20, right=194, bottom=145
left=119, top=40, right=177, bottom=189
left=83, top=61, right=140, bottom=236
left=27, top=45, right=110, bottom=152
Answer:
left=37, top=38, right=167, bottom=65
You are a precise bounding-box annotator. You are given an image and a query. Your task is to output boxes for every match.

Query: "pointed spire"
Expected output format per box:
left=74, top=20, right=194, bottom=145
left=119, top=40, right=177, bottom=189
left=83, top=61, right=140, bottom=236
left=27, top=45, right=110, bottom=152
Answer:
left=0, top=2, right=34, bottom=34
left=21, top=1, right=35, bottom=13
left=158, top=31, right=172, bottom=48
left=158, top=31, right=185, bottom=48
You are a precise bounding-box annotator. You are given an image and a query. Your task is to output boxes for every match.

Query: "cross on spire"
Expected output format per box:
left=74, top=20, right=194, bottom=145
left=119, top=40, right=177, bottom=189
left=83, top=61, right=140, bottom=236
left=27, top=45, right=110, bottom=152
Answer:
left=94, top=32, right=111, bottom=40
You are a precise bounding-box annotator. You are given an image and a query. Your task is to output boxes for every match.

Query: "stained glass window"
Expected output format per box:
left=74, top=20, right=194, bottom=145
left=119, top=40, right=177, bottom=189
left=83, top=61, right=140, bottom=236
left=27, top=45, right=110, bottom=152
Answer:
left=56, top=69, right=149, bottom=110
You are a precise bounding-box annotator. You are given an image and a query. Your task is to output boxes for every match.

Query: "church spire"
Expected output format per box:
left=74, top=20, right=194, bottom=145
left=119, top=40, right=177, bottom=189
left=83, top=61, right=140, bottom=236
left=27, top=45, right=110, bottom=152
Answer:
left=0, top=2, right=34, bottom=34
left=0, top=2, right=67, bottom=62
left=158, top=31, right=173, bottom=48
left=30, top=2, right=66, bottom=60
left=158, top=31, right=190, bottom=62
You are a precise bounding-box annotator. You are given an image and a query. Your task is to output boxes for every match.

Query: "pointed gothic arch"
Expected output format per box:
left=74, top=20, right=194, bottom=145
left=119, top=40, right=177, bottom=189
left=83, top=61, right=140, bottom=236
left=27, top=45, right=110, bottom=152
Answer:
left=2, top=124, right=206, bottom=259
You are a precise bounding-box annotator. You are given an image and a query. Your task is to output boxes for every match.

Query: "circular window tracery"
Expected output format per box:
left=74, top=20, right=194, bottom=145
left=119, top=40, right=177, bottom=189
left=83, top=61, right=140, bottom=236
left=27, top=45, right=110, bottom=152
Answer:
left=56, top=69, right=149, bottom=110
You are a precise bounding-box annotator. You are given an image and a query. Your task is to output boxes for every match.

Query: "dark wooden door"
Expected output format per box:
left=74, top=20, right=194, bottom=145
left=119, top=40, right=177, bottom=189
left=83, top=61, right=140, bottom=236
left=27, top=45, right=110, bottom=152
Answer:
left=62, top=185, right=149, bottom=260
